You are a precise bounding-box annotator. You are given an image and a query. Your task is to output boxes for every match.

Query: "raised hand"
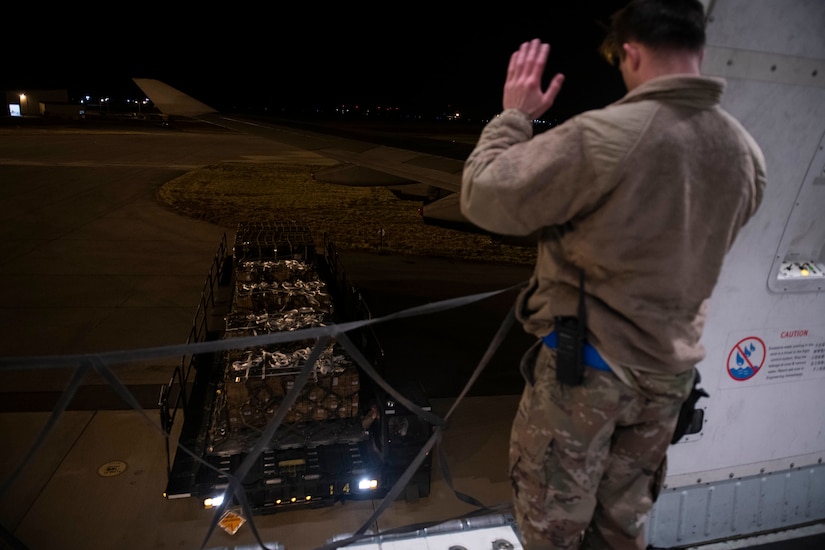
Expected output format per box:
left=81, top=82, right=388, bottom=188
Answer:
left=503, top=38, right=565, bottom=120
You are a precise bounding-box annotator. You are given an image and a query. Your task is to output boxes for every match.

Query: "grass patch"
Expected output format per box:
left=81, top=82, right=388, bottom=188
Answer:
left=156, top=162, right=537, bottom=266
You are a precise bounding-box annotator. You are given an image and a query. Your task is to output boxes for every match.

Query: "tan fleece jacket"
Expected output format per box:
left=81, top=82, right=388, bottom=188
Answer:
left=461, top=75, right=766, bottom=374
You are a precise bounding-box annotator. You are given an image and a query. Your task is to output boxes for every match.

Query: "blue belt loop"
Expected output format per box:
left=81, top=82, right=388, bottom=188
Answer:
left=542, top=331, right=612, bottom=372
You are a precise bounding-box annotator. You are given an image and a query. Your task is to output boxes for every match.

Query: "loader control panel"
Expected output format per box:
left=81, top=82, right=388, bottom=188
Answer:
left=776, top=261, right=825, bottom=280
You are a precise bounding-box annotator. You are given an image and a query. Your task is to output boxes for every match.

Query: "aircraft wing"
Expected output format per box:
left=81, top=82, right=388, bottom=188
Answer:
left=132, top=78, right=533, bottom=245
left=201, top=112, right=465, bottom=195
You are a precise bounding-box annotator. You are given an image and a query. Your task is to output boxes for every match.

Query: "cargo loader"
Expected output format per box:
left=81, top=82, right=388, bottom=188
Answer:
left=158, top=221, right=433, bottom=516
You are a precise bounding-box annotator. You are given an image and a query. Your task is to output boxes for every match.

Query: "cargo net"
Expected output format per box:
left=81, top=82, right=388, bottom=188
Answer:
left=207, top=255, right=365, bottom=456
left=231, top=259, right=332, bottom=315
left=233, top=220, right=316, bottom=262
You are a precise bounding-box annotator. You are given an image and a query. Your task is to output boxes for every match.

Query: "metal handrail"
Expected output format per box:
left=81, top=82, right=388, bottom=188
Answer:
left=159, top=233, right=229, bottom=477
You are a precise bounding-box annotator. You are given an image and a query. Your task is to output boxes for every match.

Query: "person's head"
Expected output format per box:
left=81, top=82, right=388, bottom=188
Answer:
left=601, top=0, right=707, bottom=89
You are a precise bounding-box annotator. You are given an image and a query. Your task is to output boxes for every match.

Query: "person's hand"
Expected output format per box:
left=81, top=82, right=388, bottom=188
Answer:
left=503, top=39, right=565, bottom=120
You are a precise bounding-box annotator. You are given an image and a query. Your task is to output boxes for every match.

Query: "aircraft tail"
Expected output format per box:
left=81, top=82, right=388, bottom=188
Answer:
left=132, top=78, right=216, bottom=118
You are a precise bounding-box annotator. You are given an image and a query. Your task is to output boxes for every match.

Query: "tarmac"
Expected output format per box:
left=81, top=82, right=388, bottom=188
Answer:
left=0, top=117, right=531, bottom=550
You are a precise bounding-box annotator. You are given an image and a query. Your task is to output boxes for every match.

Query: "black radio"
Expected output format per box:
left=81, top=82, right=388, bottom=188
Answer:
left=555, top=269, right=587, bottom=386
left=555, top=315, right=585, bottom=386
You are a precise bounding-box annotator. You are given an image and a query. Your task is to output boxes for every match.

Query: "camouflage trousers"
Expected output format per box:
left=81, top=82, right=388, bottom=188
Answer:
left=509, top=341, right=696, bottom=550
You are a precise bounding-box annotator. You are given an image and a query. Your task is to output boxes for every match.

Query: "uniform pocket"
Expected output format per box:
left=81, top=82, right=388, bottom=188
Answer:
left=509, top=371, right=555, bottom=509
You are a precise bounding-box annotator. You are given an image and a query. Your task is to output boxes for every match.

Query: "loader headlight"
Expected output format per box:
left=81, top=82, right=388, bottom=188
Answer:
left=203, top=494, right=224, bottom=509
left=358, top=478, right=379, bottom=490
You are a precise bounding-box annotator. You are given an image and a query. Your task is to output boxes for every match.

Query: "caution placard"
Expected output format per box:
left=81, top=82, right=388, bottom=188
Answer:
left=719, top=326, right=825, bottom=388
left=219, top=508, right=246, bottom=535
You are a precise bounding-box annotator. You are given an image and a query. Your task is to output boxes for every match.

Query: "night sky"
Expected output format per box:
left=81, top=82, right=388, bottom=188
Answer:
left=3, top=3, right=628, bottom=123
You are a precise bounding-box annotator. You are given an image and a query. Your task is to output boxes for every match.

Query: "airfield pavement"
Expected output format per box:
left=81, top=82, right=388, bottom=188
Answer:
left=0, top=115, right=530, bottom=550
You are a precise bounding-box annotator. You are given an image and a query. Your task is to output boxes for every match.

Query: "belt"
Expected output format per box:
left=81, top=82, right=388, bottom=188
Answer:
left=542, top=331, right=612, bottom=372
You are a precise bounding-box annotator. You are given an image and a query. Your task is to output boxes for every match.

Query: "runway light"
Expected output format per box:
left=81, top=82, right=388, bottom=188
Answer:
left=358, top=478, right=379, bottom=490
left=203, top=494, right=224, bottom=509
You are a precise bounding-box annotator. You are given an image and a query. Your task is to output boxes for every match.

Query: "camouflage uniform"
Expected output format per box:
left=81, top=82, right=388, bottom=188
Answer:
left=459, top=12, right=763, bottom=550
left=509, top=341, right=695, bottom=549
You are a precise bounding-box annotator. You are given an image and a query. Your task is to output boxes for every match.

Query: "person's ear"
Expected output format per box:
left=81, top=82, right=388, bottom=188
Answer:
left=622, top=42, right=641, bottom=71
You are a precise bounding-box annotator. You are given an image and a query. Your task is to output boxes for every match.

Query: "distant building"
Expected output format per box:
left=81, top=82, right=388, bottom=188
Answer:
left=2, top=89, right=84, bottom=119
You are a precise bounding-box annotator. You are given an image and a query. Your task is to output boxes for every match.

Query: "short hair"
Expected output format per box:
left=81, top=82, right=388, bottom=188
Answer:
left=600, top=0, right=706, bottom=66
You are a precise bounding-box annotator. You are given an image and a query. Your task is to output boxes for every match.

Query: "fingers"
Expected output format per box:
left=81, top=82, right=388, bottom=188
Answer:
left=542, top=73, right=566, bottom=105
left=526, top=40, right=550, bottom=81
left=508, top=39, right=549, bottom=82
left=503, top=39, right=563, bottom=118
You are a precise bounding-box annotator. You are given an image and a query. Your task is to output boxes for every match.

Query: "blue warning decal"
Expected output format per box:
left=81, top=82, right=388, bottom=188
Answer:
left=727, top=336, right=766, bottom=381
